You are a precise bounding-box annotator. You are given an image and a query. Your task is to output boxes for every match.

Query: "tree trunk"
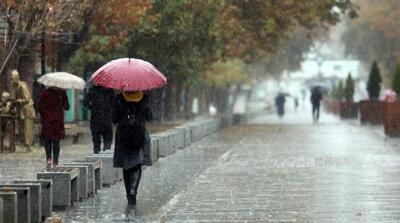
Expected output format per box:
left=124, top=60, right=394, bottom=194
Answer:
left=148, top=87, right=164, bottom=122
left=16, top=53, right=36, bottom=88
left=230, top=84, right=241, bottom=113
left=182, top=84, right=194, bottom=120
left=175, top=82, right=184, bottom=120
left=198, top=86, right=209, bottom=115
left=216, top=86, right=230, bottom=113
left=164, top=81, right=178, bottom=121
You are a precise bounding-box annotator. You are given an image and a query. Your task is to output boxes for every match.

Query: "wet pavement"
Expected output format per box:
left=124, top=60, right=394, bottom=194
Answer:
left=2, top=111, right=400, bottom=222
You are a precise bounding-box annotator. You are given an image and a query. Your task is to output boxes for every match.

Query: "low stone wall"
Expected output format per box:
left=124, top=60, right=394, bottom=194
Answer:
left=149, top=113, right=235, bottom=163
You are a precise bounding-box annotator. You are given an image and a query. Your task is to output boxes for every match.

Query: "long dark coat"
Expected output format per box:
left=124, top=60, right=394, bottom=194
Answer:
left=38, top=88, right=69, bottom=140
left=83, top=85, right=114, bottom=126
left=112, top=94, right=152, bottom=169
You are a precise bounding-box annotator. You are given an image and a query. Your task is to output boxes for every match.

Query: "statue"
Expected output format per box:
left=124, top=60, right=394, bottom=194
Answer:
left=11, top=69, right=36, bottom=152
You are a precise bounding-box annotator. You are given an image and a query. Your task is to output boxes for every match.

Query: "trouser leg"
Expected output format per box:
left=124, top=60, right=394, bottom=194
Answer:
left=91, top=125, right=101, bottom=154
left=44, top=139, right=52, bottom=160
left=123, top=169, right=131, bottom=196
left=103, top=126, right=113, bottom=151
left=312, top=105, right=317, bottom=119
left=130, top=165, right=142, bottom=195
left=52, top=140, right=60, bottom=165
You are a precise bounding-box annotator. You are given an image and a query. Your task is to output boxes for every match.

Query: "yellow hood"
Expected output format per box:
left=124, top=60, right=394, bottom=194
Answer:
left=123, top=91, right=144, bottom=102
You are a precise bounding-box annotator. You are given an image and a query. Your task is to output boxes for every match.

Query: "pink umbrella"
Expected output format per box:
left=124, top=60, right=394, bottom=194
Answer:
left=91, top=58, right=167, bottom=91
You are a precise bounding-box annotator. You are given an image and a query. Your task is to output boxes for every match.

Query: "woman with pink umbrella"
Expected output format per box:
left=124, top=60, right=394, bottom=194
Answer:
left=91, top=58, right=166, bottom=206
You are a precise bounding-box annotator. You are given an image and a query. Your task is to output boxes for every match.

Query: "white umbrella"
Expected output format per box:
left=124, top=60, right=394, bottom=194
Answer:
left=37, top=72, right=86, bottom=90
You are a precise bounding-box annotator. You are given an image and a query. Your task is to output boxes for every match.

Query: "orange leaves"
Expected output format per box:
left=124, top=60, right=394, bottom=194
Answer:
left=356, top=0, right=400, bottom=40
left=92, top=0, right=153, bottom=35
left=347, top=0, right=400, bottom=67
left=216, top=0, right=354, bottom=61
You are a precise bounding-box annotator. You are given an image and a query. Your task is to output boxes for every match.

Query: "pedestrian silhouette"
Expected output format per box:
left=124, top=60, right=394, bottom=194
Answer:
left=84, top=85, right=115, bottom=154
left=310, top=86, right=324, bottom=122
left=275, top=92, right=289, bottom=118
left=112, top=91, right=153, bottom=206
left=38, top=87, right=69, bottom=168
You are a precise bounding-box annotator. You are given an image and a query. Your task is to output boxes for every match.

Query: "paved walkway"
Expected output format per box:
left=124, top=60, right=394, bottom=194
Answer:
left=3, top=111, right=400, bottom=222
left=152, top=114, right=400, bottom=223
left=151, top=112, right=400, bottom=223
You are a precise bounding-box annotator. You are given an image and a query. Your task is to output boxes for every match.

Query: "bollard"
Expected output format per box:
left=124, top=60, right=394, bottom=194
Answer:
left=187, top=124, right=200, bottom=142
left=71, top=160, right=101, bottom=195
left=0, top=192, right=17, bottom=223
left=168, top=129, right=185, bottom=150
left=2, top=183, right=41, bottom=223
left=0, top=187, right=30, bottom=223
left=99, top=150, right=123, bottom=181
left=176, top=128, right=185, bottom=149
left=167, top=131, right=178, bottom=152
left=150, top=137, right=159, bottom=162
left=175, top=126, right=191, bottom=147
left=14, top=179, right=52, bottom=219
left=37, top=167, right=80, bottom=207
left=86, top=155, right=117, bottom=186
left=151, top=133, right=171, bottom=157
left=61, top=164, right=89, bottom=200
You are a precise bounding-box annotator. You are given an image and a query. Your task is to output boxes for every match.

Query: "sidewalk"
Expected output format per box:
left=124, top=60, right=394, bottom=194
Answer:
left=149, top=112, right=400, bottom=222
left=3, top=111, right=400, bottom=222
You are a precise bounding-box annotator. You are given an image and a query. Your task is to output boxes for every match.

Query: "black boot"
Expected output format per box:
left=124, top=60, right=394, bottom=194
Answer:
left=128, top=165, right=142, bottom=206
left=127, top=194, right=136, bottom=206
left=123, top=169, right=134, bottom=205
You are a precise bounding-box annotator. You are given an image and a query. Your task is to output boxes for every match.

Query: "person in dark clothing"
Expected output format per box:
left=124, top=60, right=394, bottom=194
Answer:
left=275, top=93, right=287, bottom=117
left=84, top=85, right=115, bottom=154
left=37, top=87, right=69, bottom=168
left=112, top=91, right=153, bottom=206
left=310, top=87, right=323, bottom=122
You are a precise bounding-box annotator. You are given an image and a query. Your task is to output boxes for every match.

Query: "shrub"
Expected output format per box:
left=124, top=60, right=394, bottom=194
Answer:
left=366, top=61, right=382, bottom=100
left=344, top=73, right=355, bottom=102
left=392, top=63, right=400, bottom=100
left=333, top=80, right=344, bottom=101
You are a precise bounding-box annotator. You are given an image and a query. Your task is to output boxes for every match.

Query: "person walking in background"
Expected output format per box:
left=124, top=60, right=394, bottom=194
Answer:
left=11, top=69, right=36, bottom=152
left=294, top=97, right=299, bottom=112
left=310, top=86, right=323, bottom=122
left=112, top=91, right=153, bottom=206
left=275, top=92, right=287, bottom=118
left=84, top=85, right=115, bottom=154
left=38, top=87, right=69, bottom=168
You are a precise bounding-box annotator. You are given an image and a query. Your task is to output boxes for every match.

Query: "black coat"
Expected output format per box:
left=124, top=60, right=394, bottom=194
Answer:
left=83, top=85, right=115, bottom=126
left=112, top=94, right=153, bottom=169
left=310, top=92, right=323, bottom=106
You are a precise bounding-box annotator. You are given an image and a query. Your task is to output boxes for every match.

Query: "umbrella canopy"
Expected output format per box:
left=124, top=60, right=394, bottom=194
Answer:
left=277, top=91, right=290, bottom=97
left=37, top=72, right=85, bottom=89
left=311, top=85, right=329, bottom=95
left=91, top=58, right=167, bottom=91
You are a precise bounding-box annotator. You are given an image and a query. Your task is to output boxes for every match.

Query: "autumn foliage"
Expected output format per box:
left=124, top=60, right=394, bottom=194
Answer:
left=343, top=0, right=400, bottom=74
left=1, top=0, right=357, bottom=118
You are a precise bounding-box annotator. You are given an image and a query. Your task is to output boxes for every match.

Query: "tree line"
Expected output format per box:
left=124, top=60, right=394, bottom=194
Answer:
left=0, top=0, right=355, bottom=121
